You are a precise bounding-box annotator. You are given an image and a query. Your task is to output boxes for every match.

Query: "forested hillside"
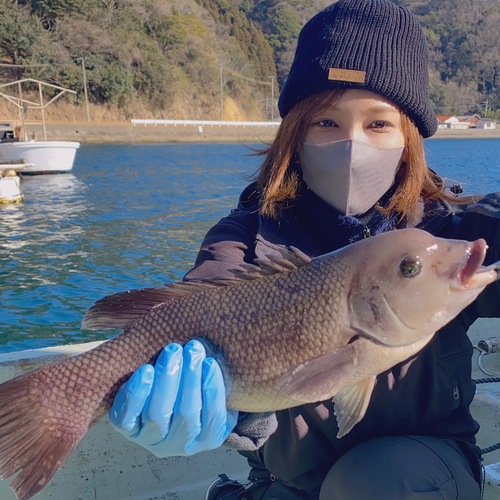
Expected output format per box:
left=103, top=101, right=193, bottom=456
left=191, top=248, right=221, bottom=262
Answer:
left=0, top=0, right=499, bottom=121
left=394, top=0, right=500, bottom=118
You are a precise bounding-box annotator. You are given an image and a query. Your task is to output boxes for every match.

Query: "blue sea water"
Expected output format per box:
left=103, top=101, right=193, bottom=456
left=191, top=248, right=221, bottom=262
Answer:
left=0, top=139, right=499, bottom=353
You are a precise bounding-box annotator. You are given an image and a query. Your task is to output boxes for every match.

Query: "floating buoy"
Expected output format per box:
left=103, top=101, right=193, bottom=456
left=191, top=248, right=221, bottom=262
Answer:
left=0, top=171, right=23, bottom=203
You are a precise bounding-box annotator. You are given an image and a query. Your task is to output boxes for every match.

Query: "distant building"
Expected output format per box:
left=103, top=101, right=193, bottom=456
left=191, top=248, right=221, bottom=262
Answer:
left=436, top=115, right=456, bottom=129
left=436, top=115, right=458, bottom=124
left=456, top=114, right=481, bottom=128
left=476, top=118, right=497, bottom=129
left=436, top=115, right=470, bottom=129
left=451, top=122, right=471, bottom=129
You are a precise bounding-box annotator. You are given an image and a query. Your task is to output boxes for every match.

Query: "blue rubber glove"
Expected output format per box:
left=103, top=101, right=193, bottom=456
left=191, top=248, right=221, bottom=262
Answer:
left=109, top=339, right=239, bottom=457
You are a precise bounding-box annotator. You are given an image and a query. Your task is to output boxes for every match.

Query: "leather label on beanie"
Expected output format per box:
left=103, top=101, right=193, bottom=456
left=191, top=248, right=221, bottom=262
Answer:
left=328, top=68, right=366, bottom=84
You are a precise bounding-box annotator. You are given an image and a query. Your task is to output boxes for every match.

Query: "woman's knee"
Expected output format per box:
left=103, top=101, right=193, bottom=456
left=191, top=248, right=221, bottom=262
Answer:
left=319, top=436, right=480, bottom=500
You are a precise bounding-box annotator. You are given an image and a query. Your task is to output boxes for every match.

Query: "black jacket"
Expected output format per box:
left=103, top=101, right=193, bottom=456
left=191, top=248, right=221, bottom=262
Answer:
left=185, top=182, right=500, bottom=490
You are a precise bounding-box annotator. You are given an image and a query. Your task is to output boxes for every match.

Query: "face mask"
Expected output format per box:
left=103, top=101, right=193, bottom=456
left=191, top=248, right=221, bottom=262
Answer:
left=299, top=139, right=405, bottom=216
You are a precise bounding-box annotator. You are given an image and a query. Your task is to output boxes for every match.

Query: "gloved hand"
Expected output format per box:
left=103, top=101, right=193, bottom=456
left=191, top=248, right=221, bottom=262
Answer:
left=109, top=339, right=238, bottom=457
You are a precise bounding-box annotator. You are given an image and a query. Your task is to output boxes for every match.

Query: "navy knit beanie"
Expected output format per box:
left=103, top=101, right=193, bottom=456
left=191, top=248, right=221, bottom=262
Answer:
left=278, top=0, right=437, bottom=138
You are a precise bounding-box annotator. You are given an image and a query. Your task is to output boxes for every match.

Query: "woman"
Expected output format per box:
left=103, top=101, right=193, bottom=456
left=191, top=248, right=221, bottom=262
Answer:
left=109, top=1, right=500, bottom=498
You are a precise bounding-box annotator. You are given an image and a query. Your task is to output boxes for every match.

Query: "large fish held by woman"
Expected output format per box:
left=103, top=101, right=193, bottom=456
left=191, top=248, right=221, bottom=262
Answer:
left=0, top=228, right=498, bottom=500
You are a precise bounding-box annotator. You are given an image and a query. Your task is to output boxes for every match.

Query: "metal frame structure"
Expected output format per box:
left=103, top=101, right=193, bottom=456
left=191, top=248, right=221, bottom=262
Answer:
left=0, top=78, right=77, bottom=140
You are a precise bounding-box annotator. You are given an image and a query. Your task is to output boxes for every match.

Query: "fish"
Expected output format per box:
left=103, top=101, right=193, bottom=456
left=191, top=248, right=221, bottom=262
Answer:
left=0, top=227, right=497, bottom=500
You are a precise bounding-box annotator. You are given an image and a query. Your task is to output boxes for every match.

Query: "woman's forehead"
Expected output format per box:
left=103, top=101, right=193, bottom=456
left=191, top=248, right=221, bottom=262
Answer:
left=330, top=89, right=401, bottom=112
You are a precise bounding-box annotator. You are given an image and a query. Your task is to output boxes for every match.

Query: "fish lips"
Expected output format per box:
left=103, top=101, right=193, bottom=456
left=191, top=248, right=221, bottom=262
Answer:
left=451, top=238, right=497, bottom=290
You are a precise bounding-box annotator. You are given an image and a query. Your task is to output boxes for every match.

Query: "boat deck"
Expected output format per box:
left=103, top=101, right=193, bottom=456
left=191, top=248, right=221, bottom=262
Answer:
left=0, top=319, right=499, bottom=499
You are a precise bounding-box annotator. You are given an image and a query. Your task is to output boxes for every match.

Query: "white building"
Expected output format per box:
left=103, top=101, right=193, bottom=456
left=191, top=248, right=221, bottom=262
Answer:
left=436, top=115, right=470, bottom=129
left=477, top=118, right=497, bottom=129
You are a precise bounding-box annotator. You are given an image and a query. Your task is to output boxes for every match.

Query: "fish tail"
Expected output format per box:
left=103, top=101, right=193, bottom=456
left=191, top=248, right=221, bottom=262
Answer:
left=0, top=371, right=86, bottom=500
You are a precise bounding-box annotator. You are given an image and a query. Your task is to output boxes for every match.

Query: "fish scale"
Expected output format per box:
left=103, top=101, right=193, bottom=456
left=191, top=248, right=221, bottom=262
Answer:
left=0, top=228, right=497, bottom=500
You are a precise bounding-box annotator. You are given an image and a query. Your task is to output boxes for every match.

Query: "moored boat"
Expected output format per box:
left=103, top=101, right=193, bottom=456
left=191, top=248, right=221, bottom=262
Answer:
left=0, top=78, right=81, bottom=175
left=0, top=138, right=80, bottom=175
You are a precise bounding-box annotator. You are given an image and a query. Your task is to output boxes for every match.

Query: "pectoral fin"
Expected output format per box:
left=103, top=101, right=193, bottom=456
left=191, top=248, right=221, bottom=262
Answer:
left=333, top=376, right=376, bottom=438
left=277, top=342, right=359, bottom=402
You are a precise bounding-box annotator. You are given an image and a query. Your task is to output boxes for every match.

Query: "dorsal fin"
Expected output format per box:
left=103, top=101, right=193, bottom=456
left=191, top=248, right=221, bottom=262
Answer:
left=280, top=246, right=312, bottom=266
left=81, top=246, right=311, bottom=331
left=81, top=281, right=236, bottom=331
left=82, top=287, right=177, bottom=331
left=229, top=247, right=311, bottom=280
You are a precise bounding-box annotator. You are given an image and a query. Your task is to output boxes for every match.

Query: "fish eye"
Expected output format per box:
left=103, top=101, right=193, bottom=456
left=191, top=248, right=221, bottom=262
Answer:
left=399, top=257, right=422, bottom=278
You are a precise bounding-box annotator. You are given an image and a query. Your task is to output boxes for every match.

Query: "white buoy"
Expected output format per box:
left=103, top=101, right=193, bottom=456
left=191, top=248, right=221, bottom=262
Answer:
left=0, top=170, right=23, bottom=203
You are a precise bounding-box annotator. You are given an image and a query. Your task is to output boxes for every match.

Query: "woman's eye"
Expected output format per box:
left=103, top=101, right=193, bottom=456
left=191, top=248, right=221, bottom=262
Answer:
left=316, top=119, right=336, bottom=127
left=399, top=257, right=422, bottom=278
left=370, top=120, right=389, bottom=129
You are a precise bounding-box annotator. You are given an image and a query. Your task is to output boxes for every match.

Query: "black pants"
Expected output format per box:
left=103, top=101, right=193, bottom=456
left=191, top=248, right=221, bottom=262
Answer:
left=239, top=436, right=481, bottom=500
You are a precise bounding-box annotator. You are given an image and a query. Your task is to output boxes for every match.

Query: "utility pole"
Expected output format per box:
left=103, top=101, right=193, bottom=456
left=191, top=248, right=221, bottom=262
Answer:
left=481, top=99, right=489, bottom=116
left=17, top=81, right=26, bottom=140
left=268, top=76, right=275, bottom=120
left=81, top=57, right=90, bottom=122
left=39, top=81, right=47, bottom=140
left=220, top=63, right=224, bottom=121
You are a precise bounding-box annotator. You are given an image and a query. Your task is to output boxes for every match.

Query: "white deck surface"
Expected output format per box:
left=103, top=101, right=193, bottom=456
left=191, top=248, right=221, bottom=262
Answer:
left=0, top=319, right=499, bottom=499
left=0, top=342, right=248, bottom=500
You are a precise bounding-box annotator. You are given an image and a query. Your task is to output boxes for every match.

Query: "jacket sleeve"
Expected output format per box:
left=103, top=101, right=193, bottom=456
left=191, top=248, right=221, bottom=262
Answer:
left=454, top=192, right=500, bottom=318
left=183, top=207, right=260, bottom=281
left=183, top=196, right=278, bottom=450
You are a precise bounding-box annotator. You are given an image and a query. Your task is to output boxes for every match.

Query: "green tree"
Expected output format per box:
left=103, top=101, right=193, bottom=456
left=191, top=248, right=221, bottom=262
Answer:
left=0, top=0, right=50, bottom=68
left=195, top=0, right=277, bottom=83
left=147, top=12, right=188, bottom=53
left=31, top=0, right=85, bottom=26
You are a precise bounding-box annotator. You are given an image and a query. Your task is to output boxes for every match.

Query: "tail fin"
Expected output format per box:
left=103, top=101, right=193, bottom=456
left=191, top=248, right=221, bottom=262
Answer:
left=0, top=372, right=86, bottom=500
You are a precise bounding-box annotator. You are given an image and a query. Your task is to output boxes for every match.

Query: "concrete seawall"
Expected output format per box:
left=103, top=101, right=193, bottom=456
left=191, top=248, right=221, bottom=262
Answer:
left=21, top=121, right=500, bottom=145
left=23, top=121, right=279, bottom=145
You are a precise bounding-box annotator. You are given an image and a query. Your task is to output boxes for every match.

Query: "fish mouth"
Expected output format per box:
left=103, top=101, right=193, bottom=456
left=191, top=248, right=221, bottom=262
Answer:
left=451, top=238, right=497, bottom=290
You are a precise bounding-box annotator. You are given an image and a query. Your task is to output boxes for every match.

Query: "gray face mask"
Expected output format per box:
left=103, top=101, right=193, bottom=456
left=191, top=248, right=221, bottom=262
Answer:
left=299, top=139, right=405, bottom=216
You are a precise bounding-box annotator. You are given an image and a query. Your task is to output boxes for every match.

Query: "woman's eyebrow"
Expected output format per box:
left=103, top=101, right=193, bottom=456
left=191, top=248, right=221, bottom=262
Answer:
left=332, top=104, right=399, bottom=114
left=366, top=105, right=400, bottom=114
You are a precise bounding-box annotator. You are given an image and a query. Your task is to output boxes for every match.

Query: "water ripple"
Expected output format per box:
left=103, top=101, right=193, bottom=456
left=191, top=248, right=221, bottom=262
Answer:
left=0, top=143, right=257, bottom=352
left=1, top=140, right=499, bottom=352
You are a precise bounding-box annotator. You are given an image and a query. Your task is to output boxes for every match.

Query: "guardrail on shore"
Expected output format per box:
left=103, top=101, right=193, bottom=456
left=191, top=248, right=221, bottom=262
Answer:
left=131, top=119, right=281, bottom=127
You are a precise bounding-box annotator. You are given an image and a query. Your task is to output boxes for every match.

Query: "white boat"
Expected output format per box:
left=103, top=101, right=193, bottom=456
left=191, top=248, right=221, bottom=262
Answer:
left=0, top=170, right=23, bottom=203
left=0, top=79, right=80, bottom=175
left=0, top=320, right=499, bottom=499
left=0, top=139, right=80, bottom=175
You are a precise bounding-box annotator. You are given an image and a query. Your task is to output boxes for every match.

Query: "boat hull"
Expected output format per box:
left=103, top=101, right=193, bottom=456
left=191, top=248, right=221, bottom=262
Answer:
left=0, top=141, right=80, bottom=174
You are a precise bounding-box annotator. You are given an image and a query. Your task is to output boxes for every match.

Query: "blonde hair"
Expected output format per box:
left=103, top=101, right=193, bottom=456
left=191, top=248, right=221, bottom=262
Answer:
left=256, top=89, right=461, bottom=221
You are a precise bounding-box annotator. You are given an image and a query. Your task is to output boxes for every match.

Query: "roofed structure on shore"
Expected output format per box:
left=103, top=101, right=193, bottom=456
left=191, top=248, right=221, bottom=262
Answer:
left=436, top=115, right=470, bottom=129
left=477, top=118, right=497, bottom=129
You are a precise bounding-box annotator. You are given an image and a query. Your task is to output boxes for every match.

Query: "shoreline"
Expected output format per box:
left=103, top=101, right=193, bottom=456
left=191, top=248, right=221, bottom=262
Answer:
left=22, top=121, right=279, bottom=145
left=19, top=121, right=500, bottom=145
